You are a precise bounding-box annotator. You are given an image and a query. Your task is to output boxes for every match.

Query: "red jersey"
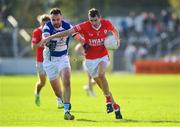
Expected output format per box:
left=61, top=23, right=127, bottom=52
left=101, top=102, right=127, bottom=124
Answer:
left=73, top=19, right=114, bottom=59
left=31, top=27, right=44, bottom=62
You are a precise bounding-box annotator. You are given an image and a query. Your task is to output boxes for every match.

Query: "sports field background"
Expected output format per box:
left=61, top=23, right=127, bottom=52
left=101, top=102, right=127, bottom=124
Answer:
left=0, top=72, right=180, bottom=126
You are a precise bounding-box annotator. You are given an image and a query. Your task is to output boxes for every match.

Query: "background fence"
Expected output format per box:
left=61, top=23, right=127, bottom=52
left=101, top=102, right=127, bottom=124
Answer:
left=0, top=0, right=180, bottom=74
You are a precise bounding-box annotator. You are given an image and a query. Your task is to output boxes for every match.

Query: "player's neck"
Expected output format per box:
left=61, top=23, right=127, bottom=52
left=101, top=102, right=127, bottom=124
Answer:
left=92, top=23, right=101, bottom=30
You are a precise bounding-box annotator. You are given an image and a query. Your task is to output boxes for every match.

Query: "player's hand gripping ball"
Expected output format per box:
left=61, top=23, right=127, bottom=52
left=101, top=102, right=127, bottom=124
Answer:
left=104, top=35, right=119, bottom=50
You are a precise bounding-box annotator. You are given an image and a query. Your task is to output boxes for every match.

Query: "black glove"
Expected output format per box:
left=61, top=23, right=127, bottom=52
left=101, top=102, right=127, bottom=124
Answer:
left=83, top=43, right=89, bottom=51
left=46, top=40, right=57, bottom=52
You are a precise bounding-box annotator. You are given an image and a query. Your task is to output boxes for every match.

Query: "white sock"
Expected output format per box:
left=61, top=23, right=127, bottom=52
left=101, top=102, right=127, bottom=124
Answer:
left=35, top=93, right=40, bottom=97
left=57, top=98, right=63, bottom=104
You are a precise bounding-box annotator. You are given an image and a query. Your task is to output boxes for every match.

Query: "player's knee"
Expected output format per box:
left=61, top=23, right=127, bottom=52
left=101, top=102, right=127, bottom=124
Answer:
left=98, top=73, right=105, bottom=79
left=61, top=70, right=70, bottom=80
left=65, top=71, right=71, bottom=78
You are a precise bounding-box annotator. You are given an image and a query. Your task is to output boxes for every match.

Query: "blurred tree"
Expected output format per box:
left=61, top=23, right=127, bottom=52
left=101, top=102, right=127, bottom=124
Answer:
left=1, top=0, right=172, bottom=28
left=169, top=0, right=180, bottom=16
left=1, top=0, right=47, bottom=28
left=49, top=0, right=86, bottom=22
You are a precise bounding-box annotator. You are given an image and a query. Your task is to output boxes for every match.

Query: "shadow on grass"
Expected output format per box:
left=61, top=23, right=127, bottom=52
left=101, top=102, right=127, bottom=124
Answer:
left=116, top=119, right=180, bottom=123
left=75, top=118, right=180, bottom=123
left=76, top=118, right=97, bottom=122
left=73, top=110, right=180, bottom=124
left=72, top=110, right=103, bottom=114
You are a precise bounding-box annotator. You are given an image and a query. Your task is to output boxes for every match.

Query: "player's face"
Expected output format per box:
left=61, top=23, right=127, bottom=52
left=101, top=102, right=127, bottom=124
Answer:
left=89, top=16, right=101, bottom=28
left=51, top=14, right=62, bottom=28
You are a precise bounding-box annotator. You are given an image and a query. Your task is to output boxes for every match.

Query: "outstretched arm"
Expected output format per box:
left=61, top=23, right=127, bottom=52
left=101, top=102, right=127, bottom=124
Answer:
left=74, top=34, right=89, bottom=51
left=31, top=40, right=44, bottom=50
left=74, top=34, right=85, bottom=44
left=111, top=26, right=121, bottom=47
left=42, top=28, right=76, bottom=43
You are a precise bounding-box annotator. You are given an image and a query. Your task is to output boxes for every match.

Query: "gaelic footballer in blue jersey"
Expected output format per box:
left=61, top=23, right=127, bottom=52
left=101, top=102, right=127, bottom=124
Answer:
left=42, top=8, right=84, bottom=120
left=43, top=19, right=74, bottom=60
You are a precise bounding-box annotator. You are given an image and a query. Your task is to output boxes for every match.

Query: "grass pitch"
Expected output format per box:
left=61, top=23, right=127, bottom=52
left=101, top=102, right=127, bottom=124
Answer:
left=0, top=72, right=180, bottom=126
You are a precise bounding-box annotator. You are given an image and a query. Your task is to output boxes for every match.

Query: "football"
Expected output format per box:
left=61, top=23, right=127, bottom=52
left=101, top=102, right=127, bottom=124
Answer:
left=104, top=35, right=119, bottom=50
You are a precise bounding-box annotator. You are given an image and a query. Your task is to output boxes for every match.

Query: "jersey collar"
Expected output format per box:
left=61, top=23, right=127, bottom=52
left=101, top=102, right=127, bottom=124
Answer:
left=91, top=23, right=102, bottom=31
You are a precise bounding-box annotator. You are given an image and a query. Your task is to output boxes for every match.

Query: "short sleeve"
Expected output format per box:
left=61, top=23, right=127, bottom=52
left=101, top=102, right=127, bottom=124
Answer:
left=42, top=24, right=50, bottom=38
left=73, top=22, right=86, bottom=33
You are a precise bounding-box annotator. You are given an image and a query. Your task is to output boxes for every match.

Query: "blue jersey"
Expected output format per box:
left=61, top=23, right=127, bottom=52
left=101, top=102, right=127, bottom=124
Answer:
left=42, top=20, right=73, bottom=57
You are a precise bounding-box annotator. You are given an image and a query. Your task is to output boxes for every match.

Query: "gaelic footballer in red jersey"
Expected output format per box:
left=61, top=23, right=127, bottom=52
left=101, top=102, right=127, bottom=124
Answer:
left=31, top=14, right=63, bottom=108
left=42, top=8, right=123, bottom=119
left=32, top=27, right=44, bottom=62
left=73, top=19, right=114, bottom=59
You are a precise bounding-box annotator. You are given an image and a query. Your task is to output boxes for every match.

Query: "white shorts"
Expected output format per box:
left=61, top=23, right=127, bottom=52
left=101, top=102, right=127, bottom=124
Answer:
left=43, top=55, right=71, bottom=81
left=82, top=60, right=88, bottom=71
left=84, top=55, right=110, bottom=78
left=36, top=62, right=46, bottom=75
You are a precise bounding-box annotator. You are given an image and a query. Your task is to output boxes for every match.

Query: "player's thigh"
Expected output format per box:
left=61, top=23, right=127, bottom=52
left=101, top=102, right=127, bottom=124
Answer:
left=57, top=55, right=71, bottom=83
left=49, top=78, right=61, bottom=91
left=36, top=62, right=46, bottom=75
left=98, top=55, right=110, bottom=75
left=36, top=62, right=46, bottom=83
left=58, top=55, right=71, bottom=76
left=85, top=55, right=110, bottom=78
left=85, top=59, right=99, bottom=78
left=60, top=67, right=71, bottom=82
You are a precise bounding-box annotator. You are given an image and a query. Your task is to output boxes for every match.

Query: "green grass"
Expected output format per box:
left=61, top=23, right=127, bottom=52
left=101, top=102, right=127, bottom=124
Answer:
left=0, top=72, right=180, bottom=126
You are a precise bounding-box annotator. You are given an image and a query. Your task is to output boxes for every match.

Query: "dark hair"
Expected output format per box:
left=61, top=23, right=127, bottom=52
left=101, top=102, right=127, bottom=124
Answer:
left=88, top=8, right=100, bottom=18
left=50, top=8, right=62, bottom=15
